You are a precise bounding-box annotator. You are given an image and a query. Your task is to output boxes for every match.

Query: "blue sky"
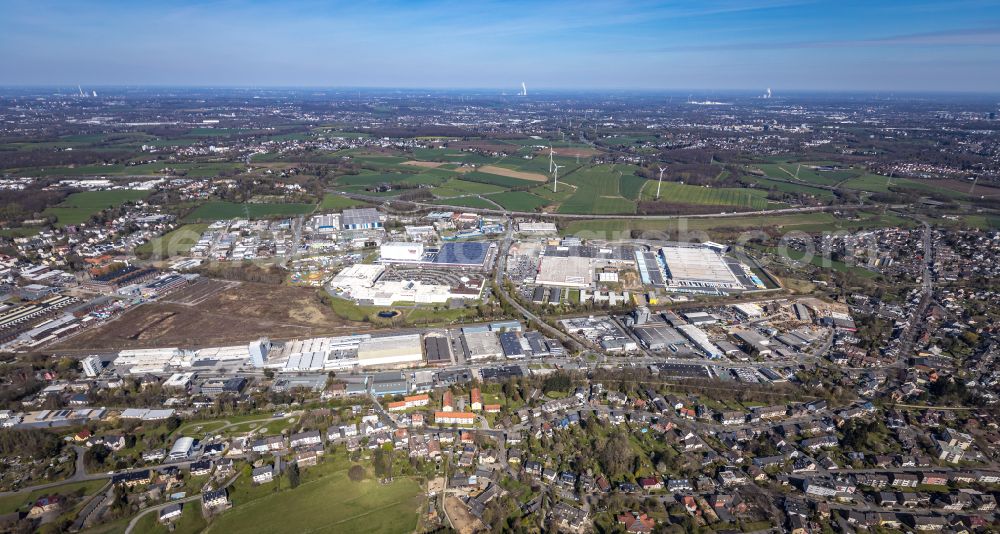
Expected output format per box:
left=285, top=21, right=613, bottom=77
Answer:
left=1, top=0, right=999, bottom=92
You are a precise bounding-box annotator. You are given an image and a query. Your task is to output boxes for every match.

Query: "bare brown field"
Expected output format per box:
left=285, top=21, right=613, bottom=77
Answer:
left=444, top=496, right=483, bottom=534
left=477, top=165, right=548, bottom=182
left=402, top=160, right=445, bottom=168
left=54, top=281, right=365, bottom=350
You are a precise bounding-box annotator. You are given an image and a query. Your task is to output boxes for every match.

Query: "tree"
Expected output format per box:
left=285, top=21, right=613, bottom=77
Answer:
left=287, top=463, right=300, bottom=489
left=348, top=464, right=365, bottom=482
left=599, top=430, right=634, bottom=479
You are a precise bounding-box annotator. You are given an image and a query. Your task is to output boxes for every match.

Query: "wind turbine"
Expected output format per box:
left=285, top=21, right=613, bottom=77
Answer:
left=553, top=163, right=565, bottom=193
left=548, top=146, right=555, bottom=173
left=795, top=163, right=801, bottom=181
left=655, top=166, right=667, bottom=200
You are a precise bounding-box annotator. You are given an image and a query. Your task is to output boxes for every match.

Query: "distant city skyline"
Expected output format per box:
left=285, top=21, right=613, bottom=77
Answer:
left=2, top=0, right=999, bottom=92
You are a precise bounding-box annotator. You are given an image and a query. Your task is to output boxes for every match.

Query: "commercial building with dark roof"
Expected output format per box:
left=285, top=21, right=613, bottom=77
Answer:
left=498, top=332, right=525, bottom=359
left=424, top=336, right=452, bottom=365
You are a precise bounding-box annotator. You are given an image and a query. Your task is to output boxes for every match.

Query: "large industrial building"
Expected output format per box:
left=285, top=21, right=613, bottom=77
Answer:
left=328, top=262, right=485, bottom=306
left=379, top=242, right=425, bottom=264
left=341, top=208, right=382, bottom=230
left=356, top=334, right=424, bottom=368
left=378, top=241, right=495, bottom=270
left=535, top=256, right=594, bottom=288
left=460, top=330, right=504, bottom=360
left=660, top=245, right=744, bottom=290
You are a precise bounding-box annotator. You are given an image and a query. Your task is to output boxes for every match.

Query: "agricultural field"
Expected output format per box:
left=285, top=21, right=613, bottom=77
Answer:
left=753, top=162, right=861, bottom=187
left=558, top=165, right=637, bottom=214
left=458, top=171, right=538, bottom=189
left=43, top=189, right=150, bottom=226
left=183, top=201, right=315, bottom=222
left=619, top=172, right=647, bottom=200
left=485, top=191, right=549, bottom=211
left=747, top=176, right=836, bottom=200
left=562, top=210, right=913, bottom=239
left=318, top=194, right=371, bottom=210
left=429, top=178, right=506, bottom=198
left=206, top=468, right=420, bottom=534
left=639, top=181, right=775, bottom=210
left=477, top=164, right=547, bottom=182
left=434, top=196, right=498, bottom=209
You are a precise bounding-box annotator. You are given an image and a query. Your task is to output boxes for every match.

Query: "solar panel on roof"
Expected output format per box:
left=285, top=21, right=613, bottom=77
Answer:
left=434, top=242, right=491, bottom=266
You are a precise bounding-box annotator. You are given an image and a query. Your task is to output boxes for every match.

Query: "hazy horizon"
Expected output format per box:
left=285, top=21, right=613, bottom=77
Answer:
left=2, top=0, right=999, bottom=92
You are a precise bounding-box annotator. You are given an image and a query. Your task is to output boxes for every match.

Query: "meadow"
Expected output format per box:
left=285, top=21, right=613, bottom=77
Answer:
left=562, top=210, right=913, bottom=239
left=638, top=181, right=774, bottom=210
left=557, top=165, right=637, bottom=214
left=319, top=194, right=371, bottom=210
left=485, top=191, right=549, bottom=211
left=43, top=189, right=150, bottom=226
left=135, top=223, right=209, bottom=258
left=183, top=201, right=315, bottom=221
left=205, top=468, right=420, bottom=534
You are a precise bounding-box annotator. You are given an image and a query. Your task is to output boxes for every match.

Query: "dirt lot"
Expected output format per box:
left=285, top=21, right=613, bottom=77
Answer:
left=55, top=281, right=367, bottom=350
left=444, top=496, right=483, bottom=534
left=477, top=165, right=548, bottom=182
left=403, top=160, right=445, bottom=168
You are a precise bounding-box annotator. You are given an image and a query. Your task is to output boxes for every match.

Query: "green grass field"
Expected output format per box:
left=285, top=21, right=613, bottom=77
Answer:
left=336, top=172, right=418, bottom=186
left=435, top=196, right=497, bottom=209
left=205, top=470, right=420, bottom=534
left=562, top=211, right=912, bottom=238
left=558, top=165, right=637, bottom=214
left=458, top=171, right=538, bottom=189
left=135, top=223, right=209, bottom=257
left=132, top=501, right=206, bottom=534
left=43, top=189, right=150, bottom=226
left=639, top=181, right=774, bottom=210
left=619, top=173, right=647, bottom=200
left=485, top=191, right=549, bottom=211
left=183, top=202, right=315, bottom=222
left=0, top=479, right=108, bottom=514
left=754, top=162, right=860, bottom=187
left=748, top=176, right=836, bottom=199
left=756, top=245, right=880, bottom=278
left=319, top=194, right=371, bottom=210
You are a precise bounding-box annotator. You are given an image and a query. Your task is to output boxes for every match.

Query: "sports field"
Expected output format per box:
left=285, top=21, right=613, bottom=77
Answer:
left=205, top=470, right=420, bottom=534
left=183, top=201, right=315, bottom=221
left=639, top=181, right=773, bottom=210
left=43, top=189, right=150, bottom=226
